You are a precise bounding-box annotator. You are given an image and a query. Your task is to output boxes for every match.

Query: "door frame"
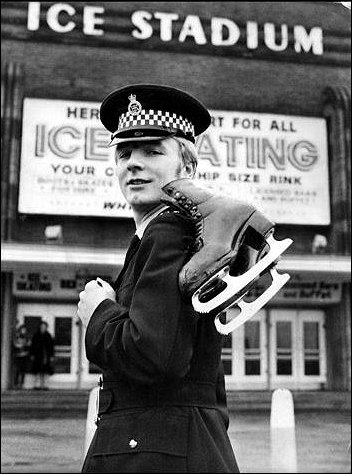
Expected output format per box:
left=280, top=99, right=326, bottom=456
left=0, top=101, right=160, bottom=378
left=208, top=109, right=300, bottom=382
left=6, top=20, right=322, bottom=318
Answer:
left=225, top=309, right=268, bottom=390
left=224, top=307, right=327, bottom=391
left=16, top=302, right=80, bottom=388
left=269, top=308, right=326, bottom=390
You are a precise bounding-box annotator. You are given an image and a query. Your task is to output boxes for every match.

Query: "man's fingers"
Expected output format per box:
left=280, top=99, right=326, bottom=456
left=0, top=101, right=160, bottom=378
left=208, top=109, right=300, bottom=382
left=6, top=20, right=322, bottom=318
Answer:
left=96, top=278, right=116, bottom=301
left=96, top=277, right=110, bottom=289
left=85, top=280, right=98, bottom=290
left=96, top=277, right=106, bottom=288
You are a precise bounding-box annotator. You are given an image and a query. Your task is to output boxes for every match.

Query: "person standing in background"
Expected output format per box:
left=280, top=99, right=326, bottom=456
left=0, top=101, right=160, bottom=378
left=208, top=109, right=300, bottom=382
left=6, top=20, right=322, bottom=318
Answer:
left=13, top=324, right=31, bottom=389
left=30, top=321, right=55, bottom=390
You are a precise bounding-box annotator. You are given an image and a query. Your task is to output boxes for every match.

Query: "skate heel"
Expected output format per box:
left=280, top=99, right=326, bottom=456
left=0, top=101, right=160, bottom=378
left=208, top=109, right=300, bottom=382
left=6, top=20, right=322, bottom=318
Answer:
left=229, top=211, right=276, bottom=277
left=240, top=210, right=275, bottom=252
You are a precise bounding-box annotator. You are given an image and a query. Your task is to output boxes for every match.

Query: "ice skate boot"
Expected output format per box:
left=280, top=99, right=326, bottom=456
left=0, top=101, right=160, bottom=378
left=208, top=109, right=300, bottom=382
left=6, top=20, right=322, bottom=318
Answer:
left=161, top=178, right=292, bottom=334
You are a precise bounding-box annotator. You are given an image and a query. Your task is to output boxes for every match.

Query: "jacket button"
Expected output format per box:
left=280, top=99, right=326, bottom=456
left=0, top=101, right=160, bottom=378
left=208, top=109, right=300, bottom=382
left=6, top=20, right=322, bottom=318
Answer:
left=129, top=439, right=138, bottom=448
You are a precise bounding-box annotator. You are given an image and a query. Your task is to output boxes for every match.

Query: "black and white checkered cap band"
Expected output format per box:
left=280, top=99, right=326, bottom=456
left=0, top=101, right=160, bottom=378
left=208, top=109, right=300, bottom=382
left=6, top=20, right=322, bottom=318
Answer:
left=117, top=109, right=195, bottom=137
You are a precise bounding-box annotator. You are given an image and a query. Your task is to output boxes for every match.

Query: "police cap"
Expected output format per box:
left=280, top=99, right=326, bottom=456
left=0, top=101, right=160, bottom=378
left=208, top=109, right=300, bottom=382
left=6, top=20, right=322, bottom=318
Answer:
left=100, top=84, right=211, bottom=146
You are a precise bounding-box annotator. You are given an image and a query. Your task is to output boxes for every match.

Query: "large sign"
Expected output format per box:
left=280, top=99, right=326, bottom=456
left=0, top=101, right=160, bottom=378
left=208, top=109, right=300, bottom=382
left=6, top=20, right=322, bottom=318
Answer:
left=245, top=275, right=342, bottom=305
left=18, top=99, right=129, bottom=217
left=13, top=271, right=341, bottom=305
left=198, top=110, right=330, bottom=225
left=13, top=271, right=113, bottom=300
left=26, top=3, right=324, bottom=56
left=18, top=98, right=330, bottom=224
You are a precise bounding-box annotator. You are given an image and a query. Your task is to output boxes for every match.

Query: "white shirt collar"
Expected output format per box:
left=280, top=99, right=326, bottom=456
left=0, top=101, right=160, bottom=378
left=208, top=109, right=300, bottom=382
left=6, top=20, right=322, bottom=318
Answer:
left=135, top=204, right=169, bottom=239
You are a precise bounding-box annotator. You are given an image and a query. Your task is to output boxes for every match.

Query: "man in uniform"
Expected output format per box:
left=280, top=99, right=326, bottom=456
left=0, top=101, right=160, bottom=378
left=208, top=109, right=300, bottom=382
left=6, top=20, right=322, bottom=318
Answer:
left=77, top=84, right=240, bottom=473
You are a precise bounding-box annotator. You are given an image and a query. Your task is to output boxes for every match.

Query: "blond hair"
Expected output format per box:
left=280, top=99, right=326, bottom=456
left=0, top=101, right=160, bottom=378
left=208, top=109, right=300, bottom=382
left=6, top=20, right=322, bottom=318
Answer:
left=172, top=136, right=198, bottom=178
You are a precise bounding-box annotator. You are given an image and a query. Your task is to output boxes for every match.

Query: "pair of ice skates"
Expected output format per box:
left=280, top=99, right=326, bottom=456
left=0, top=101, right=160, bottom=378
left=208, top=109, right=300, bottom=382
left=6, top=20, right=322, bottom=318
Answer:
left=161, top=179, right=293, bottom=335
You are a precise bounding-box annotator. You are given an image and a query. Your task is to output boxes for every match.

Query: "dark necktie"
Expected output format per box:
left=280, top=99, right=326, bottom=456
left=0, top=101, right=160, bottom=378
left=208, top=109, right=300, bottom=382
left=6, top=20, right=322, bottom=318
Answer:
left=124, top=234, right=141, bottom=263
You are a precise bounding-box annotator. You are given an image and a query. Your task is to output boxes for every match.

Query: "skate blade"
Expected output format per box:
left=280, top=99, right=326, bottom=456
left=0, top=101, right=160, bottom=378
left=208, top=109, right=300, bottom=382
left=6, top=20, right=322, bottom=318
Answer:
left=214, top=267, right=290, bottom=334
left=192, top=234, right=293, bottom=321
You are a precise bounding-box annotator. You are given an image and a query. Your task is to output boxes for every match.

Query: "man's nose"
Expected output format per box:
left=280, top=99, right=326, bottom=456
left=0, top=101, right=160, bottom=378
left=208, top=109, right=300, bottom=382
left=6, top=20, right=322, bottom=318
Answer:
left=127, top=149, right=145, bottom=171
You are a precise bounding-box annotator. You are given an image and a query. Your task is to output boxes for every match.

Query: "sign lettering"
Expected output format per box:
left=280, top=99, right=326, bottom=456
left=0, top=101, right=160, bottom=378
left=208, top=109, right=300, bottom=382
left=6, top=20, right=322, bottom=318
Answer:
left=26, top=3, right=324, bottom=55
left=18, top=99, right=330, bottom=224
left=13, top=271, right=341, bottom=304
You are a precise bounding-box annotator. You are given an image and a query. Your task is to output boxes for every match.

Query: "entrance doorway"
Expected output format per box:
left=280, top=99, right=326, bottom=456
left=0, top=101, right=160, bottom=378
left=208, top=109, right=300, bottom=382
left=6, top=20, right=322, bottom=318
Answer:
left=270, top=309, right=327, bottom=390
left=17, top=303, right=100, bottom=389
left=223, top=308, right=326, bottom=390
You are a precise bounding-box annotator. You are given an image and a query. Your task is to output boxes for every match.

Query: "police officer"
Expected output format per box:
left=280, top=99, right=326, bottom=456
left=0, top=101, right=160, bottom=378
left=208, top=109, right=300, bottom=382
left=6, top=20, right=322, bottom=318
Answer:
left=78, top=84, right=240, bottom=473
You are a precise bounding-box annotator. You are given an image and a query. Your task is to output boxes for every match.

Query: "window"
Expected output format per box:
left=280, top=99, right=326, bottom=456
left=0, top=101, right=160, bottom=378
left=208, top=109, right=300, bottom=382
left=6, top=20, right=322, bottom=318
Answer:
left=244, top=321, right=261, bottom=375
left=222, top=334, right=232, bottom=375
left=303, top=322, right=320, bottom=376
left=276, top=321, right=292, bottom=375
left=54, top=317, right=72, bottom=374
left=24, top=316, right=42, bottom=339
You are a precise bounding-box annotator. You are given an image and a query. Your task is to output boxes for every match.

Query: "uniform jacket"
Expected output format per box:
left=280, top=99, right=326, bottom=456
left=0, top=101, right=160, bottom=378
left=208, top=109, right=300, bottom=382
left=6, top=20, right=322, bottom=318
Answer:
left=82, top=210, right=239, bottom=473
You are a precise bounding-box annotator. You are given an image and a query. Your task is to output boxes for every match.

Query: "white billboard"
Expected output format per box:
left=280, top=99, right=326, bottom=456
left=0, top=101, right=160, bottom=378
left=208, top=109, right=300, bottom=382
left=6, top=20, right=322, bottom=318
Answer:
left=18, top=98, right=330, bottom=224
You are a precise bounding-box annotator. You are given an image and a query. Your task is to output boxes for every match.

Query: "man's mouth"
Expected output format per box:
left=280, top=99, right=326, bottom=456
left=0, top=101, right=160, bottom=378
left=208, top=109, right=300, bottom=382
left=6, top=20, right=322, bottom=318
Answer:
left=127, top=179, right=151, bottom=186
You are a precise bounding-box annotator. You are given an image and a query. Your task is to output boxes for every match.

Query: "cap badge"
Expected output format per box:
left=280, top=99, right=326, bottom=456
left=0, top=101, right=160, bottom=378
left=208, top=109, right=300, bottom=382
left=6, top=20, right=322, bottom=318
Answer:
left=128, top=94, right=142, bottom=116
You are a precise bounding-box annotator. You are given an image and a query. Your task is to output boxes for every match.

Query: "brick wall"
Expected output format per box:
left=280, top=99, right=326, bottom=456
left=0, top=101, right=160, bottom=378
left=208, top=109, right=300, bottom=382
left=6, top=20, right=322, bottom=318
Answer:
left=1, top=1, right=351, bottom=252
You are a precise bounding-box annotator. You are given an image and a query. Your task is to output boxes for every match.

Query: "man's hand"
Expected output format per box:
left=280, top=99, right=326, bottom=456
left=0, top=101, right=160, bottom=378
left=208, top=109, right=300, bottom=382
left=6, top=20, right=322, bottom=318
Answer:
left=77, top=278, right=116, bottom=328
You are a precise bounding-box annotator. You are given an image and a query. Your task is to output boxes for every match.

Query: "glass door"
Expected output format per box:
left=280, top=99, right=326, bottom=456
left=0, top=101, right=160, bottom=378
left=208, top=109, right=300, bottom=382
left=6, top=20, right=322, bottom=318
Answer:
left=225, top=309, right=267, bottom=390
left=17, top=303, right=79, bottom=389
left=298, top=310, right=327, bottom=388
left=270, top=309, right=326, bottom=389
left=270, top=310, right=297, bottom=388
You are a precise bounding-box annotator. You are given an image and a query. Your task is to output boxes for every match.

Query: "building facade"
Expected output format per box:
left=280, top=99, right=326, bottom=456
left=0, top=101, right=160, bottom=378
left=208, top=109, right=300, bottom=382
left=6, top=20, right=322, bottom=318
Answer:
left=1, top=2, right=351, bottom=392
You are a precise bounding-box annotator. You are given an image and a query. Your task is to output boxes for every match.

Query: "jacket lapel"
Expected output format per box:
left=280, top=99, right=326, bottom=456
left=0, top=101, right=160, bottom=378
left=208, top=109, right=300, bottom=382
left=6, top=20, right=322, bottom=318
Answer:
left=113, top=235, right=141, bottom=290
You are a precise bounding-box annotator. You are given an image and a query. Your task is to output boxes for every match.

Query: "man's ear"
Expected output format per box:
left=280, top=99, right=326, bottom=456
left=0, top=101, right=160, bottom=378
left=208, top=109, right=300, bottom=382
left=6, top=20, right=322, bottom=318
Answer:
left=181, top=162, right=195, bottom=178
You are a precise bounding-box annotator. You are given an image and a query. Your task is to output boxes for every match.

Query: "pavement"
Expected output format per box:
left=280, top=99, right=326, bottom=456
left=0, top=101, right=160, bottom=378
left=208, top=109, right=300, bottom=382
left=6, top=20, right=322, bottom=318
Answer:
left=1, top=411, right=351, bottom=473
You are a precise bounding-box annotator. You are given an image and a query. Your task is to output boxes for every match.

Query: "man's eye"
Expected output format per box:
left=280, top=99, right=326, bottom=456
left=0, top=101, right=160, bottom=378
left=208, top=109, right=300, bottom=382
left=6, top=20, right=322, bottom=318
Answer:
left=117, top=151, right=130, bottom=160
left=147, top=149, right=162, bottom=155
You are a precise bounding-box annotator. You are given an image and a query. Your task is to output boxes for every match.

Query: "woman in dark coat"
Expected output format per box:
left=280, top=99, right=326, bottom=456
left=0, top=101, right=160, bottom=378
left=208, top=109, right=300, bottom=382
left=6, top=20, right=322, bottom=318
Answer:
left=13, top=324, right=31, bottom=389
left=30, top=321, right=54, bottom=390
